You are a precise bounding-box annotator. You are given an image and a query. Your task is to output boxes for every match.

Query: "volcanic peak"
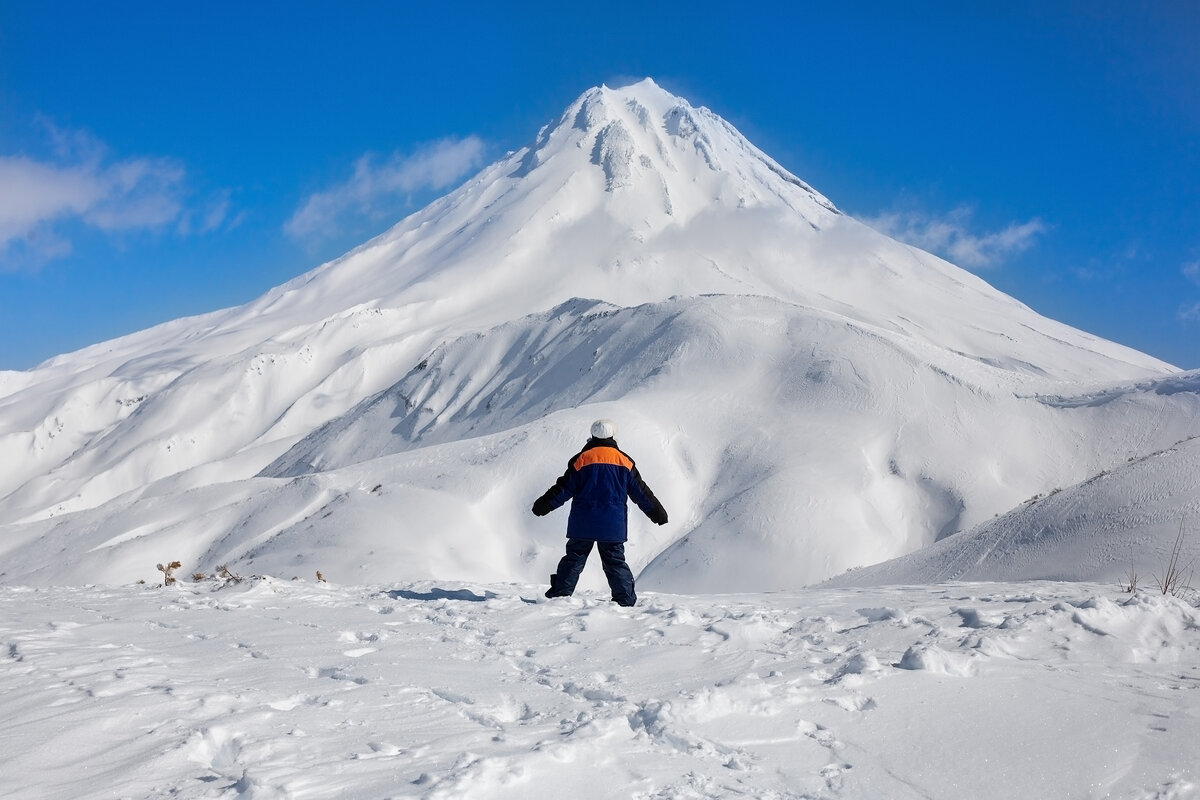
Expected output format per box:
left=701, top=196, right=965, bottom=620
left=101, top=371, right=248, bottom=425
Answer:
left=512, top=78, right=838, bottom=226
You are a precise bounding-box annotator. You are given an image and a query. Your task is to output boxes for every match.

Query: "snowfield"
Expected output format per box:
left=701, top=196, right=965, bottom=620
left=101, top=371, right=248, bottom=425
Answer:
left=3, top=578, right=1198, bottom=799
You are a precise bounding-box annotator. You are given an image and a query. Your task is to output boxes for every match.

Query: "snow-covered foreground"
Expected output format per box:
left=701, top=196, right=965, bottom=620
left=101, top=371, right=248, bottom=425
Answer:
left=4, top=578, right=1198, bottom=799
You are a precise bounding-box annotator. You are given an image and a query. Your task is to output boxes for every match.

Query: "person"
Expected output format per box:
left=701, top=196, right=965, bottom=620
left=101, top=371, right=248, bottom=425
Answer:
left=532, top=419, right=668, bottom=606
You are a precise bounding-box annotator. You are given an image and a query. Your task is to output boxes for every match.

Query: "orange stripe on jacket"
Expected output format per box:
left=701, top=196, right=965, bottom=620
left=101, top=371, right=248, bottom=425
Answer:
left=573, top=446, right=633, bottom=472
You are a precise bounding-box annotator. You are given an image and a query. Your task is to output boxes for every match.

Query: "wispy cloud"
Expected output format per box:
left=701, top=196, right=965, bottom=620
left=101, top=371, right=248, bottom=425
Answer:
left=285, top=136, right=487, bottom=241
left=177, top=189, right=242, bottom=236
left=1183, top=261, right=1200, bottom=286
left=1180, top=261, right=1200, bottom=322
left=0, top=121, right=227, bottom=270
left=865, top=206, right=1048, bottom=269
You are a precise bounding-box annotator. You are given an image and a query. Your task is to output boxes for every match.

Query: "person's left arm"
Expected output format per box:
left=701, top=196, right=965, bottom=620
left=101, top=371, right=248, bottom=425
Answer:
left=628, top=466, right=668, bottom=525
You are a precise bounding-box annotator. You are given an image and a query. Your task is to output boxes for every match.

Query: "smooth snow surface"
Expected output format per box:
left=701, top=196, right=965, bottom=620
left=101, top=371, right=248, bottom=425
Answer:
left=3, top=579, right=1198, bottom=799
left=827, top=430, right=1200, bottom=588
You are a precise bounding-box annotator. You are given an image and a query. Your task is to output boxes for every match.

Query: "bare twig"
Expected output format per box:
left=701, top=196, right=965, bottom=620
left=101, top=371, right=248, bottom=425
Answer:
left=217, top=564, right=244, bottom=584
left=1121, top=562, right=1139, bottom=594
left=1153, top=516, right=1195, bottom=597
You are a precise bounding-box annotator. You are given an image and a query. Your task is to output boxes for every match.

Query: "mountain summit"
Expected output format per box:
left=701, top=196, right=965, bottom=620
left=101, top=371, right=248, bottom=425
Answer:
left=0, top=80, right=1191, bottom=589
left=515, top=78, right=839, bottom=224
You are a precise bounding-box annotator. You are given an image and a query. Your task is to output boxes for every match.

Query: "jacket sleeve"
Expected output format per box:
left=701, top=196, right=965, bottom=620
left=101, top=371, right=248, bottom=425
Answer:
left=627, top=466, right=668, bottom=525
left=532, top=459, right=577, bottom=516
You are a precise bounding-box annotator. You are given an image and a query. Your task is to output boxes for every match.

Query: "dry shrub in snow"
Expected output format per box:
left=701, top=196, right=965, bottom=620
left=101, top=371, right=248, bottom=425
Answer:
left=1121, top=563, right=1140, bottom=594
left=1153, top=517, right=1195, bottom=598
left=156, top=561, right=181, bottom=586
left=217, top=565, right=244, bottom=584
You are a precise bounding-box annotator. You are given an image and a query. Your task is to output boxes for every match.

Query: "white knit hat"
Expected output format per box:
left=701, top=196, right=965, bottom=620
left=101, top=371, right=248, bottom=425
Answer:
left=590, top=419, right=617, bottom=439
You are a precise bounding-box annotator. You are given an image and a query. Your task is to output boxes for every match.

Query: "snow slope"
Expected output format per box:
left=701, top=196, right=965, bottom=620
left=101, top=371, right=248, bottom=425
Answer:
left=826, top=373, right=1200, bottom=587
left=3, top=298, right=1197, bottom=591
left=3, top=579, right=1198, bottom=799
left=0, top=79, right=1189, bottom=591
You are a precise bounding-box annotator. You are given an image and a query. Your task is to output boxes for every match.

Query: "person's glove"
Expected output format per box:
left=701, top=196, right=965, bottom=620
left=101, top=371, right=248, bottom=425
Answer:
left=649, top=507, right=668, bottom=526
left=532, top=497, right=553, bottom=517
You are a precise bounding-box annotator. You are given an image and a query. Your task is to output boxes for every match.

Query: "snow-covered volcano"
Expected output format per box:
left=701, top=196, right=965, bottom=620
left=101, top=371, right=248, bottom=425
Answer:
left=0, top=79, right=1192, bottom=590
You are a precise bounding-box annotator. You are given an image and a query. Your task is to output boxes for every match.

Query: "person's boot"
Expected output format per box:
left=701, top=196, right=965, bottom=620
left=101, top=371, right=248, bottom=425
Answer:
left=544, top=574, right=570, bottom=598
left=613, top=581, right=636, bottom=607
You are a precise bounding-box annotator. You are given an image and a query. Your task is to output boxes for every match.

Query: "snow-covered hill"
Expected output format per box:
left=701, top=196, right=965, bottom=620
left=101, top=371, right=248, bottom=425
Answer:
left=0, top=79, right=1191, bottom=590
left=826, top=372, right=1200, bottom=587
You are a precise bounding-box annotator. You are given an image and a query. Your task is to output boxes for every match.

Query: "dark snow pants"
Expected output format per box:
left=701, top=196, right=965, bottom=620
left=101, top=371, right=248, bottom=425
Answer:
left=546, top=538, right=636, bottom=606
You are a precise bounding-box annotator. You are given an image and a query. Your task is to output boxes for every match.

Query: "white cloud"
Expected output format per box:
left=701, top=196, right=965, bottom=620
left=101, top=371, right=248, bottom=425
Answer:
left=1180, top=262, right=1200, bottom=323
left=1183, top=261, right=1200, bottom=286
left=177, top=189, right=241, bottom=236
left=82, top=158, right=186, bottom=231
left=285, top=136, right=487, bottom=241
left=0, top=124, right=197, bottom=269
left=865, top=206, right=1047, bottom=269
left=0, top=157, right=105, bottom=241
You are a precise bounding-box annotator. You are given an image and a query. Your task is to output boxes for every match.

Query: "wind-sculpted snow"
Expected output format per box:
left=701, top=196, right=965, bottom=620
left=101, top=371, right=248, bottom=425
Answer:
left=241, top=294, right=1200, bottom=591
left=1039, top=369, right=1200, bottom=408
left=2, top=579, right=1198, bottom=798
left=3, top=296, right=1198, bottom=589
left=825, top=432, right=1200, bottom=587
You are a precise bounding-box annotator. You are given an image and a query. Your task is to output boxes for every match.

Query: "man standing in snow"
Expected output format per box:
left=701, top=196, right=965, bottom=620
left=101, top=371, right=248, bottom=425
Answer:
left=532, top=419, right=668, bottom=606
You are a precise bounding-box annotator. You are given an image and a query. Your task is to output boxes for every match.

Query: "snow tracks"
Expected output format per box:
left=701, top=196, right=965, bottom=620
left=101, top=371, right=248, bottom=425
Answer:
left=2, top=580, right=1199, bottom=798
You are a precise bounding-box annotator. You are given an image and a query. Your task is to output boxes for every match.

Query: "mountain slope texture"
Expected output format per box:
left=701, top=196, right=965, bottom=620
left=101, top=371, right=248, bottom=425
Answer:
left=1, top=79, right=1195, bottom=590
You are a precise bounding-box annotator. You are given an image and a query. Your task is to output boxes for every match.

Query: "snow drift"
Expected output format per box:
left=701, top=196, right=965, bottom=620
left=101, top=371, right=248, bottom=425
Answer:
left=826, top=372, right=1200, bottom=587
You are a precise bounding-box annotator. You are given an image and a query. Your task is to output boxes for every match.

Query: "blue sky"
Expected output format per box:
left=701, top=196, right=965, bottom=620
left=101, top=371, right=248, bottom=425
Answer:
left=1, top=1, right=1197, bottom=370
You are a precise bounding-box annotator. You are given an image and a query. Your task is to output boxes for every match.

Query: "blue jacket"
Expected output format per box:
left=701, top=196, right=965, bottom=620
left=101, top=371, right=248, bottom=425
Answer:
left=533, top=437, right=668, bottom=541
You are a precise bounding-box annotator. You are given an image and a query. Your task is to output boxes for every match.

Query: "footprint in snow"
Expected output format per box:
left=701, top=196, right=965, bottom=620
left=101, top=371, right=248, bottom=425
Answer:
left=821, top=761, right=854, bottom=792
left=353, top=741, right=403, bottom=759
left=826, top=651, right=887, bottom=684
left=185, top=726, right=242, bottom=772
left=825, top=693, right=878, bottom=712
left=307, top=666, right=368, bottom=685
left=267, top=694, right=323, bottom=711
left=856, top=606, right=910, bottom=624
left=952, top=606, right=1006, bottom=629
